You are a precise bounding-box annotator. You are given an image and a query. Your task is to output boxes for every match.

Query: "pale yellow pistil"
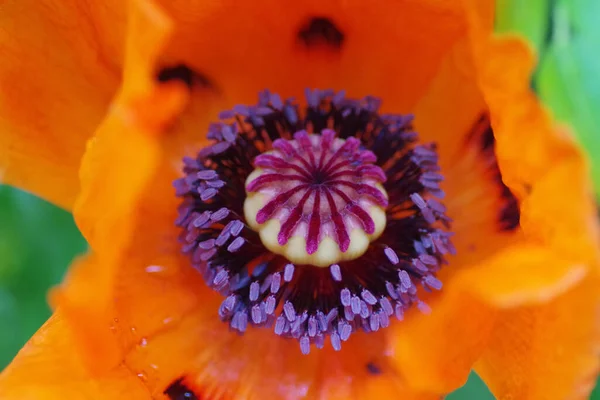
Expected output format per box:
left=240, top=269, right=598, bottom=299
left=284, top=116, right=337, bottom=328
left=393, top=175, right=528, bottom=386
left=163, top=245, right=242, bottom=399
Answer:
left=244, top=167, right=388, bottom=268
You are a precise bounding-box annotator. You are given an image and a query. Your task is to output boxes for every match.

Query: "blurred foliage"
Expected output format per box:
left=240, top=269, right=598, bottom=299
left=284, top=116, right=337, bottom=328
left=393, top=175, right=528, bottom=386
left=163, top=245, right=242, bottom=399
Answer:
left=1, top=0, right=599, bottom=398
left=538, top=0, right=600, bottom=198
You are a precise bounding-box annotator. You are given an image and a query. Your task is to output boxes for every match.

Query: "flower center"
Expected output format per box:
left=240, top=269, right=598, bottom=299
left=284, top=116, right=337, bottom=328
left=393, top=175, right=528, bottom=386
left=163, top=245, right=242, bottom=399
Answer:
left=174, top=89, right=454, bottom=354
left=243, top=130, right=388, bottom=267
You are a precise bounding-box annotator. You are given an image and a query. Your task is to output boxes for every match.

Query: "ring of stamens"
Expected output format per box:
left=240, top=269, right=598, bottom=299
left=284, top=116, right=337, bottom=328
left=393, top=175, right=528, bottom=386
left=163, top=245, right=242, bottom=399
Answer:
left=174, top=89, right=454, bottom=355
left=244, top=130, right=388, bottom=267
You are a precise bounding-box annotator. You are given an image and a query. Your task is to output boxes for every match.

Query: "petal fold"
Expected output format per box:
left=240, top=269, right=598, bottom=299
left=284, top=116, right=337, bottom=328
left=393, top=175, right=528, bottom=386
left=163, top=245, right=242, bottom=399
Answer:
left=454, top=243, right=588, bottom=308
left=56, top=0, right=188, bottom=374
left=387, top=285, right=496, bottom=394
left=474, top=274, right=600, bottom=400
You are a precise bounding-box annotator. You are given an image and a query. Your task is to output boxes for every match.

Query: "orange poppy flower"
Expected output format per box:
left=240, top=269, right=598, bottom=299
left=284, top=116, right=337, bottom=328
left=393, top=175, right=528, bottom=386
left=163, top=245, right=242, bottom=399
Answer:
left=1, top=0, right=599, bottom=399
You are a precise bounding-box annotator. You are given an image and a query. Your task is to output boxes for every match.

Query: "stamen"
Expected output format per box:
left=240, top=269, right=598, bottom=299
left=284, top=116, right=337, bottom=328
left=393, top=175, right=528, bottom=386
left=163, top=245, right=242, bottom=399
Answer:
left=174, top=89, right=453, bottom=354
left=330, top=264, right=342, bottom=281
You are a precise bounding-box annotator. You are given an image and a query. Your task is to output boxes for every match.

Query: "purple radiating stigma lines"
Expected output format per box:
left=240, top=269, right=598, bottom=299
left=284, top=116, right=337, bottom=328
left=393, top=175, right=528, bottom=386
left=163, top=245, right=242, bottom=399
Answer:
left=174, top=89, right=454, bottom=355
left=245, top=129, right=387, bottom=257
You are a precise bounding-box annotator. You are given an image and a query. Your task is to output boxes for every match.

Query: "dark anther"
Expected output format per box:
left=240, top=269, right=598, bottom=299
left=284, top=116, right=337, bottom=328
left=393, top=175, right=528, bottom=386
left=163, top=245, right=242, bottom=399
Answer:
left=157, top=64, right=213, bottom=89
left=298, top=17, right=345, bottom=49
left=164, top=378, right=199, bottom=400
left=467, top=113, right=521, bottom=231
left=366, top=362, right=382, bottom=375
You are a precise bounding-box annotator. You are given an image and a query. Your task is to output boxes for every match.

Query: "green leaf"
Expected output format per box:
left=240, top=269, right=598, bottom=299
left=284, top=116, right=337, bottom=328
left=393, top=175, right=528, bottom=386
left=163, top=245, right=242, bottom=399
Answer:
left=495, top=0, right=551, bottom=56
left=536, top=0, right=600, bottom=197
left=446, top=372, right=494, bottom=400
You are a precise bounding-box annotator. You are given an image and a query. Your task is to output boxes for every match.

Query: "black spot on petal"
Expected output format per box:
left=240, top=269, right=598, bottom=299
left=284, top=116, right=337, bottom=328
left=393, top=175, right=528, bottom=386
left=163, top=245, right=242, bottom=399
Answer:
left=366, top=362, right=382, bottom=375
left=165, top=378, right=199, bottom=400
left=157, top=65, right=193, bottom=87
left=157, top=64, right=214, bottom=89
left=298, top=17, right=344, bottom=50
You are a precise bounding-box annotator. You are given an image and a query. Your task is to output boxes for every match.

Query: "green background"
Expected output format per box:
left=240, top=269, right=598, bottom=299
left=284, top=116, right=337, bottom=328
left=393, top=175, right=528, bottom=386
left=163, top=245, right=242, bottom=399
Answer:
left=0, top=0, right=599, bottom=398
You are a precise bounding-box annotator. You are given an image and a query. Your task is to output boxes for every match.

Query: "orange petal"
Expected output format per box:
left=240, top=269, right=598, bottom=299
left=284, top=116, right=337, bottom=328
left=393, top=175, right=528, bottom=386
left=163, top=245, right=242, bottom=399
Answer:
left=355, top=374, right=441, bottom=400
left=520, top=155, right=600, bottom=263
left=474, top=273, right=600, bottom=400
left=0, top=312, right=150, bottom=400
left=0, top=0, right=125, bottom=209
left=387, top=282, right=496, bottom=394
left=454, top=243, right=588, bottom=308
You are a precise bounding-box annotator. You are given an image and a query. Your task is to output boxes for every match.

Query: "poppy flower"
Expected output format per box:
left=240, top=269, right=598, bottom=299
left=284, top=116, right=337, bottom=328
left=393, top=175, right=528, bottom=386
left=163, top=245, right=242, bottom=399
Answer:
left=1, top=0, right=599, bottom=399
